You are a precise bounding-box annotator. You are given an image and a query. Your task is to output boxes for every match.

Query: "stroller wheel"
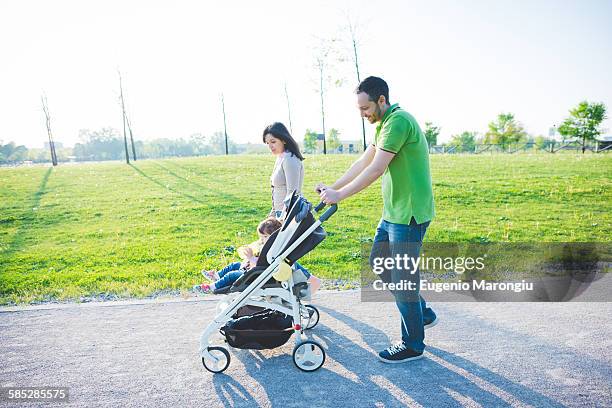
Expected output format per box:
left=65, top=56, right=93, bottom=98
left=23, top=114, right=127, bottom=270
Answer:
left=202, top=346, right=230, bottom=374
left=292, top=340, right=325, bottom=372
left=303, top=305, right=320, bottom=330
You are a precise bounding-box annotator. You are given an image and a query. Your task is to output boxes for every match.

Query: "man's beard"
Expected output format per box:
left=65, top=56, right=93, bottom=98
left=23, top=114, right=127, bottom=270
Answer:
left=373, top=105, right=382, bottom=122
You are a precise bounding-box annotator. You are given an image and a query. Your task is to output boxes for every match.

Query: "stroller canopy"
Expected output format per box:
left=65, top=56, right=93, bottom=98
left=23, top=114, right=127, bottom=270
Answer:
left=257, top=192, right=326, bottom=268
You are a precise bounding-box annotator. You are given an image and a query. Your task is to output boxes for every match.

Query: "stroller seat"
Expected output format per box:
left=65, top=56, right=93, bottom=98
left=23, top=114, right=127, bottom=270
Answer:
left=213, top=266, right=282, bottom=295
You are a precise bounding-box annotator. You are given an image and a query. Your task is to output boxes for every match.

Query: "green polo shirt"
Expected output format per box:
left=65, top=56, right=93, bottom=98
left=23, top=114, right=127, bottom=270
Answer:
left=374, top=103, right=435, bottom=225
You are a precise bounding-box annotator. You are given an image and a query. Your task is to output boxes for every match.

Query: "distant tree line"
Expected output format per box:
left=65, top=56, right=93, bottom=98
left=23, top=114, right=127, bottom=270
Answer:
left=423, top=101, right=608, bottom=154
left=0, top=129, right=268, bottom=165
left=303, top=128, right=342, bottom=154
left=2, top=101, right=608, bottom=165
left=0, top=142, right=30, bottom=163
left=299, top=101, right=608, bottom=155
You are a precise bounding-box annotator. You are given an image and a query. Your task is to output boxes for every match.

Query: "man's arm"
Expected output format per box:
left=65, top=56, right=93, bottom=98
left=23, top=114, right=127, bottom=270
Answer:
left=319, top=147, right=395, bottom=204
left=316, top=144, right=377, bottom=192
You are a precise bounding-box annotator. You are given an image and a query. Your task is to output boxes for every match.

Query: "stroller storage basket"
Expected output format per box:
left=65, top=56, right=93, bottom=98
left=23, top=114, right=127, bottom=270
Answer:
left=220, top=310, right=293, bottom=350
left=232, top=305, right=267, bottom=318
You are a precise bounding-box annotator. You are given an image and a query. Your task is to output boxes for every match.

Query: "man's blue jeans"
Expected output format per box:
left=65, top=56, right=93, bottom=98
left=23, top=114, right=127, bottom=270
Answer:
left=370, top=217, right=434, bottom=353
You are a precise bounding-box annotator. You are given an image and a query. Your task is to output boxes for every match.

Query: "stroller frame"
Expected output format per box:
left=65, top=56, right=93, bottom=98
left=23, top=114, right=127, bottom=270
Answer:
left=199, top=199, right=337, bottom=373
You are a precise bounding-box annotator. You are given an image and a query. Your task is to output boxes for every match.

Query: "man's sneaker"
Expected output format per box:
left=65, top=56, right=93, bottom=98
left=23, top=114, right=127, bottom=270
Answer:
left=378, top=342, right=423, bottom=363
left=201, top=269, right=219, bottom=281
left=193, top=283, right=213, bottom=293
left=424, top=315, right=439, bottom=330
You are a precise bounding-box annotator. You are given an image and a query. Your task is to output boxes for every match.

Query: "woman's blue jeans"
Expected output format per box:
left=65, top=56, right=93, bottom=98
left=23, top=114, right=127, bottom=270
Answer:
left=369, top=217, right=434, bottom=353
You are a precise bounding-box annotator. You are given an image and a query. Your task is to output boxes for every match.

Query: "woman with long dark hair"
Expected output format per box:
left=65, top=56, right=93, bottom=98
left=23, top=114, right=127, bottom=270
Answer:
left=262, top=122, right=305, bottom=219
left=261, top=121, right=320, bottom=294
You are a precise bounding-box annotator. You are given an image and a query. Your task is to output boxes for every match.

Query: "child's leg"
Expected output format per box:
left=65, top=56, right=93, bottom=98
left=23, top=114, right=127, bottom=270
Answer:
left=217, top=262, right=242, bottom=278
left=308, top=275, right=321, bottom=295
left=294, top=262, right=320, bottom=295
left=293, top=262, right=311, bottom=278
left=214, top=271, right=244, bottom=290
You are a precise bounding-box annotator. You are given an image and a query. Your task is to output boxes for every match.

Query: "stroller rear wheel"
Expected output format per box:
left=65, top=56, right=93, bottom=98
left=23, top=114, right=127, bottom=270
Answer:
left=292, top=340, right=325, bottom=372
left=303, top=305, right=320, bottom=330
left=202, top=346, right=230, bottom=374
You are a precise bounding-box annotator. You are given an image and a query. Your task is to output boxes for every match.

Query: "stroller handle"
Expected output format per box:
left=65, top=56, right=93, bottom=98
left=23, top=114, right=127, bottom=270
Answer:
left=314, top=201, right=338, bottom=222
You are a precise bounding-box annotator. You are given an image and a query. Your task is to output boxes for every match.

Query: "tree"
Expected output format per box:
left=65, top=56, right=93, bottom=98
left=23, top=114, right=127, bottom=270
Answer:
left=315, top=55, right=328, bottom=154
left=0, top=142, right=16, bottom=163
left=0, top=142, right=28, bottom=163
left=484, top=113, right=527, bottom=150
left=221, top=93, right=229, bottom=155
left=75, top=128, right=124, bottom=161
left=189, top=133, right=211, bottom=156
left=423, top=122, right=440, bottom=146
left=208, top=131, right=236, bottom=155
left=449, top=131, right=476, bottom=153
left=303, top=129, right=318, bottom=154
left=558, top=101, right=607, bottom=153
left=117, top=70, right=131, bottom=164
left=284, top=83, right=293, bottom=134
left=327, top=128, right=341, bottom=151
left=534, top=135, right=555, bottom=151
left=41, top=94, right=58, bottom=166
left=344, top=14, right=367, bottom=151
left=312, top=37, right=345, bottom=155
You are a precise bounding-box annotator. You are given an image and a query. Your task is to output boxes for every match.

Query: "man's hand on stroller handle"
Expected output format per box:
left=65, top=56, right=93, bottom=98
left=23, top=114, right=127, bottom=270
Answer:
left=319, top=187, right=342, bottom=205
left=314, top=182, right=328, bottom=194
left=315, top=182, right=343, bottom=205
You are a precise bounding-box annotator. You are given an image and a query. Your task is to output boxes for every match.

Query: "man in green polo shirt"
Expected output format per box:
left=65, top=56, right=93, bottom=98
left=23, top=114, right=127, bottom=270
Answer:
left=317, top=76, right=437, bottom=363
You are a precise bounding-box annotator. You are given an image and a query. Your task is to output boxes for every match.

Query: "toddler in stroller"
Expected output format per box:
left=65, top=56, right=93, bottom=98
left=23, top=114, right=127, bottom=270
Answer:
left=199, top=192, right=337, bottom=373
left=195, top=217, right=282, bottom=293
left=194, top=217, right=320, bottom=295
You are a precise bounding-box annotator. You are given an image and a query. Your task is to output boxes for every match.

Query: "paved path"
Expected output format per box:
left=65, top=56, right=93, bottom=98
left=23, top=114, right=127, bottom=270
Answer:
left=1, top=291, right=611, bottom=407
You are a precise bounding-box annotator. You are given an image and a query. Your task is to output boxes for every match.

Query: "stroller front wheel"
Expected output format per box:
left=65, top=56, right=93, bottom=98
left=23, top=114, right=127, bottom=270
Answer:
left=202, top=346, right=230, bottom=374
left=292, top=340, right=325, bottom=372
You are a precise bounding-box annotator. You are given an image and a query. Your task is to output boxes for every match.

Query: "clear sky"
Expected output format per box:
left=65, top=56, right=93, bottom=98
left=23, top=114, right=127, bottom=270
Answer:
left=1, top=0, right=611, bottom=148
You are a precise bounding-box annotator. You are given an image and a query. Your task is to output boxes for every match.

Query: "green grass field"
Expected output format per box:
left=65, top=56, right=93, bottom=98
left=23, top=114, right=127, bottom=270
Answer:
left=1, top=153, right=610, bottom=304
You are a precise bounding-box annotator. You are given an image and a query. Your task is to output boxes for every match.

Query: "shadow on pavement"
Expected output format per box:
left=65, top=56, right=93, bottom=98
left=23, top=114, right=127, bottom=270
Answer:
left=211, top=304, right=567, bottom=407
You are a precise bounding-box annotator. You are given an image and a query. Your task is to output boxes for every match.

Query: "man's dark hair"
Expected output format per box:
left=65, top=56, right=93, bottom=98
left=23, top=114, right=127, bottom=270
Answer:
left=356, top=76, right=390, bottom=105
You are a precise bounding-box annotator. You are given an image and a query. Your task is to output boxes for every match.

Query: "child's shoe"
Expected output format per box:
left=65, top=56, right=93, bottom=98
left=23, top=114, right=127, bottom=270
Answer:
left=201, top=269, right=219, bottom=280
left=193, top=283, right=213, bottom=293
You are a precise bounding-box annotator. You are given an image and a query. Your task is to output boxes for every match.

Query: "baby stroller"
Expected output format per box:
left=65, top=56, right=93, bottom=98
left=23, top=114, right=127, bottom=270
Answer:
left=199, top=192, right=337, bottom=373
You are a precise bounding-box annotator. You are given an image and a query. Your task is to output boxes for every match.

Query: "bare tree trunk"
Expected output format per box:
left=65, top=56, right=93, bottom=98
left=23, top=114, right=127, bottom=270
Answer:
left=284, top=83, right=293, bottom=135
left=221, top=93, right=229, bottom=155
left=348, top=18, right=367, bottom=152
left=41, top=95, right=58, bottom=166
left=318, top=59, right=327, bottom=155
left=118, top=70, right=130, bottom=164
left=126, top=115, right=137, bottom=161
left=117, top=71, right=137, bottom=161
